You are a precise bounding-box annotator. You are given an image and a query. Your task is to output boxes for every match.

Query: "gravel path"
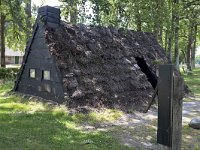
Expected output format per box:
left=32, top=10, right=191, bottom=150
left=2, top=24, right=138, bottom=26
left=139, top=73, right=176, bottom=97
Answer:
left=183, top=99, right=200, bottom=125
left=111, top=98, right=200, bottom=149
left=113, top=97, right=200, bottom=126
left=81, top=97, right=200, bottom=149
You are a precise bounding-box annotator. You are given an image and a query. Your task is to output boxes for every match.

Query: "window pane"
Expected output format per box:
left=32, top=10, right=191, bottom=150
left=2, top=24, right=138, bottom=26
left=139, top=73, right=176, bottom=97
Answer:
left=7, top=56, right=12, bottom=61
left=30, top=69, right=36, bottom=78
left=43, top=70, right=50, bottom=80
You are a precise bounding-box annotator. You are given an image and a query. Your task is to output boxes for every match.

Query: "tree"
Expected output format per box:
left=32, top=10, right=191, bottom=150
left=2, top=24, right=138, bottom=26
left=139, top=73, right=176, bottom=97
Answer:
left=191, top=24, right=197, bottom=68
left=25, top=0, right=32, bottom=40
left=174, top=0, right=180, bottom=70
left=0, top=0, right=32, bottom=67
left=0, top=0, right=195, bottom=71
left=0, top=0, right=6, bottom=67
left=76, top=0, right=200, bottom=71
left=59, top=0, right=81, bottom=24
left=183, top=0, right=200, bottom=71
left=153, top=0, right=165, bottom=45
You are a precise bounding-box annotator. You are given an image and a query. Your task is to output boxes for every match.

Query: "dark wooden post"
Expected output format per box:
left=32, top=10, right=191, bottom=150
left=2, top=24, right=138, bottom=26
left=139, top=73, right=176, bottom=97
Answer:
left=157, top=64, right=182, bottom=150
left=172, top=75, right=183, bottom=150
left=157, top=65, right=173, bottom=149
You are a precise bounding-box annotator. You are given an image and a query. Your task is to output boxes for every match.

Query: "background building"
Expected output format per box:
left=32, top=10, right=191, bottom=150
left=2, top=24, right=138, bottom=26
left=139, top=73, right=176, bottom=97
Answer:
left=0, top=47, right=24, bottom=65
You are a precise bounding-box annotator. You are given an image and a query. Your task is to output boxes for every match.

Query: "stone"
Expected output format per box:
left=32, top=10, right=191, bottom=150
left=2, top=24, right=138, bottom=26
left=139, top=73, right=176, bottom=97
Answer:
left=85, top=51, right=92, bottom=58
left=87, top=42, right=97, bottom=51
left=65, top=73, right=74, bottom=78
left=71, top=90, right=84, bottom=99
left=73, top=69, right=81, bottom=76
left=83, top=139, right=93, bottom=144
left=67, top=79, right=78, bottom=89
left=189, top=118, right=200, bottom=129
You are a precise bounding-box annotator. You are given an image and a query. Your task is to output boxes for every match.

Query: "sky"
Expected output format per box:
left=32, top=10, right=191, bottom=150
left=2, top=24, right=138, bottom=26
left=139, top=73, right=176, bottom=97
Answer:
left=32, top=0, right=62, bottom=7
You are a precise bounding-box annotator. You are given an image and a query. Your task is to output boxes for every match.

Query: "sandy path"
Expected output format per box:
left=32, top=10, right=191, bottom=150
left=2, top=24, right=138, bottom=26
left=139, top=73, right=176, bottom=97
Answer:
left=81, top=97, right=200, bottom=149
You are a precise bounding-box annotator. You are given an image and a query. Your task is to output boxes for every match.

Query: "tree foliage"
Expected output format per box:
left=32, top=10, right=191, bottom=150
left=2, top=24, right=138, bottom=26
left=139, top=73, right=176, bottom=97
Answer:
left=1, top=0, right=33, bottom=50
left=0, top=0, right=33, bottom=67
left=1, top=0, right=199, bottom=70
left=59, top=0, right=200, bottom=71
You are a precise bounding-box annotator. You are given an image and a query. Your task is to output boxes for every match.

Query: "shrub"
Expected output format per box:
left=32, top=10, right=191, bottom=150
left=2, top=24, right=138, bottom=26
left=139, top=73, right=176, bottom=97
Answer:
left=0, top=68, right=20, bottom=80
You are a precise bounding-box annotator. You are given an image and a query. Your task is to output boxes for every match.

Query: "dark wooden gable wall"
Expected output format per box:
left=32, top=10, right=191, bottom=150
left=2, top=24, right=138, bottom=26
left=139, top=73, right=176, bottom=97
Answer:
left=14, top=6, right=64, bottom=103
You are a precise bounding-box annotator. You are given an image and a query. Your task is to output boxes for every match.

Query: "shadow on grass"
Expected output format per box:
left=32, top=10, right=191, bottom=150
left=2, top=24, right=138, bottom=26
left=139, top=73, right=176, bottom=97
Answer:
left=0, top=111, right=131, bottom=150
left=0, top=81, right=131, bottom=150
left=108, top=124, right=157, bottom=149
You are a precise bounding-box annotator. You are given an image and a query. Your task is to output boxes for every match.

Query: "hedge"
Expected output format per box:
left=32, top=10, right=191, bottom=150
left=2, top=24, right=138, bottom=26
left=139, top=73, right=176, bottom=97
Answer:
left=0, top=68, right=20, bottom=79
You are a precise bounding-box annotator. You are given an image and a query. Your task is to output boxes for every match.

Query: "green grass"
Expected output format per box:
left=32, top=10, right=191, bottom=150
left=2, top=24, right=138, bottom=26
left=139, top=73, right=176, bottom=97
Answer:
left=182, top=125, right=200, bottom=150
left=181, top=68, right=200, bottom=149
left=0, top=67, right=200, bottom=149
left=0, top=80, right=131, bottom=150
left=182, top=68, right=200, bottom=96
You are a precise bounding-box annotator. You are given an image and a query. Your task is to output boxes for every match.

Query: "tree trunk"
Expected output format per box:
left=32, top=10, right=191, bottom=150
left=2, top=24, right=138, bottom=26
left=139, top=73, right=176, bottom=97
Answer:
left=167, top=32, right=173, bottom=62
left=167, top=16, right=174, bottom=62
left=159, top=26, right=163, bottom=46
left=186, top=22, right=193, bottom=71
left=164, top=29, right=168, bottom=52
left=174, top=0, right=180, bottom=70
left=181, top=49, right=187, bottom=64
left=69, top=0, right=78, bottom=24
left=0, top=14, right=6, bottom=67
left=133, top=2, right=142, bottom=31
left=154, top=0, right=164, bottom=45
left=135, top=6, right=142, bottom=31
left=191, top=24, right=197, bottom=69
left=153, top=1, right=159, bottom=40
left=25, top=0, right=32, bottom=40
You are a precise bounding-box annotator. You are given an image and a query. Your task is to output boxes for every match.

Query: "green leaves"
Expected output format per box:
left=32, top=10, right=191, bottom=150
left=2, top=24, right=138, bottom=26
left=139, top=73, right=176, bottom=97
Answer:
left=1, top=0, right=33, bottom=51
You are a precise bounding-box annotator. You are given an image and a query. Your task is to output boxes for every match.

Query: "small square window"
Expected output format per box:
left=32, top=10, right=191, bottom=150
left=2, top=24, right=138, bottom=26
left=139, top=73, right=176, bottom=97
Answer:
left=30, top=69, right=36, bottom=78
left=7, top=56, right=12, bottom=61
left=43, top=70, right=50, bottom=80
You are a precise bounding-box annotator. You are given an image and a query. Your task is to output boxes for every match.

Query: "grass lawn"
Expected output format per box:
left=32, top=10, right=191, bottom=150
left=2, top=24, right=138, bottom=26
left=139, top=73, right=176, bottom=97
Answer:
left=0, top=81, right=131, bottom=150
left=181, top=68, right=200, bottom=149
left=6, top=64, right=21, bottom=68
left=182, top=67, right=200, bottom=97
left=0, top=68, right=200, bottom=149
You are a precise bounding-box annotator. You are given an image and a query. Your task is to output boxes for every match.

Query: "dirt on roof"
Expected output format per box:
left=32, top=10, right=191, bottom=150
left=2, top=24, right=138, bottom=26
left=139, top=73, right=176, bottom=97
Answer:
left=44, top=22, right=170, bottom=112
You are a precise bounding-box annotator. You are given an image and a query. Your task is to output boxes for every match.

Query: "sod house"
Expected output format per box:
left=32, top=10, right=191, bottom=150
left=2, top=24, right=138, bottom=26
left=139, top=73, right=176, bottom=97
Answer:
left=14, top=6, right=173, bottom=111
